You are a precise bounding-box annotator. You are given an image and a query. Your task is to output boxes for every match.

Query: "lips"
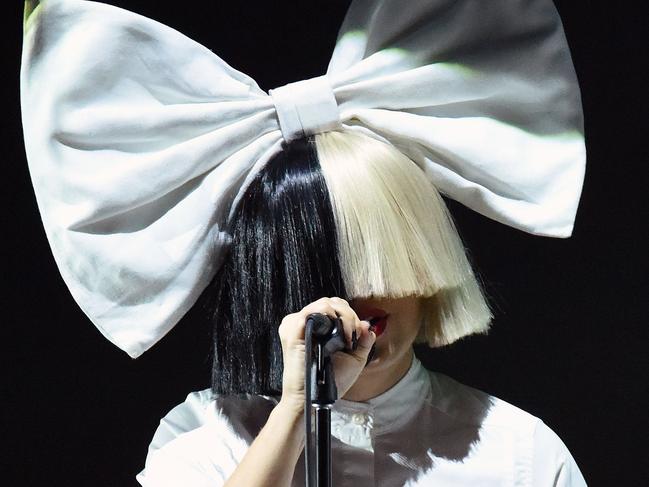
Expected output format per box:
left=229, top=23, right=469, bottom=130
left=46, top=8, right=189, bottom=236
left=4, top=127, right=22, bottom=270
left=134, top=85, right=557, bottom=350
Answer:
left=368, top=315, right=389, bottom=337
left=355, top=307, right=389, bottom=338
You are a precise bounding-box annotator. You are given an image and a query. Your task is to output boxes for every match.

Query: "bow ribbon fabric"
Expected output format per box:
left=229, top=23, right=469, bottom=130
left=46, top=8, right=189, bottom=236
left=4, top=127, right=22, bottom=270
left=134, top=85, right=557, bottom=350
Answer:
left=20, top=0, right=586, bottom=357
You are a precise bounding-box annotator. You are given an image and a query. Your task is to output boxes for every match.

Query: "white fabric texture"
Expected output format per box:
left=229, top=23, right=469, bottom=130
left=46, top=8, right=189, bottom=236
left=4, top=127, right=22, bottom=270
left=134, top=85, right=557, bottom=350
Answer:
left=136, top=356, right=587, bottom=486
left=20, top=0, right=586, bottom=358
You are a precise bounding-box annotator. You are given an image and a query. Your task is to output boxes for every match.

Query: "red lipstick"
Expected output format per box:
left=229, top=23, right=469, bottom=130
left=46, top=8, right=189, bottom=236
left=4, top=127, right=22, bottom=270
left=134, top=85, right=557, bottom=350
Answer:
left=355, top=307, right=389, bottom=337
left=368, top=316, right=388, bottom=337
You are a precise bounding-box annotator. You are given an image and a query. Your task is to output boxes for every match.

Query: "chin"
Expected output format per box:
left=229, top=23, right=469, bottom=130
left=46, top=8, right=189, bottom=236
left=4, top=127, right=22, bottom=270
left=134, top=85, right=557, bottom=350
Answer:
left=364, top=344, right=399, bottom=370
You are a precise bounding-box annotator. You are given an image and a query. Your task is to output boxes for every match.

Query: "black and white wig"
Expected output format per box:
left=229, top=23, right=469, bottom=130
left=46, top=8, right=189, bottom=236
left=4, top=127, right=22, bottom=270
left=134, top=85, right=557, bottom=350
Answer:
left=209, top=130, right=492, bottom=395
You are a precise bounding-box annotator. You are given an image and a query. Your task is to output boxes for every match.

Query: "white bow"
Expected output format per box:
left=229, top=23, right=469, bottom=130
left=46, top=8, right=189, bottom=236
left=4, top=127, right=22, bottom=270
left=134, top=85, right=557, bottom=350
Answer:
left=20, top=0, right=586, bottom=358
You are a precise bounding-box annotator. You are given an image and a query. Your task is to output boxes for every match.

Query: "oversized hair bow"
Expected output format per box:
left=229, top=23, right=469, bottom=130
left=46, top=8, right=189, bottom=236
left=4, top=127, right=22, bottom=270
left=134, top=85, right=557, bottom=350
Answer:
left=20, top=0, right=586, bottom=358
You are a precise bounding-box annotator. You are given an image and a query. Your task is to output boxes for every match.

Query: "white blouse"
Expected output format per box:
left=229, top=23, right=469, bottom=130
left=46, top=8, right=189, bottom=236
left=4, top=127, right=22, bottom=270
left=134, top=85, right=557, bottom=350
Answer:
left=136, top=357, right=587, bottom=486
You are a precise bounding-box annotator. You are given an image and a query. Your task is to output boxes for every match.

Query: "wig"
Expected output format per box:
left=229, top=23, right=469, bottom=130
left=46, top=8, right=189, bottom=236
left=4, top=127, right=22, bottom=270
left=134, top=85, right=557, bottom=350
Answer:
left=209, top=130, right=492, bottom=395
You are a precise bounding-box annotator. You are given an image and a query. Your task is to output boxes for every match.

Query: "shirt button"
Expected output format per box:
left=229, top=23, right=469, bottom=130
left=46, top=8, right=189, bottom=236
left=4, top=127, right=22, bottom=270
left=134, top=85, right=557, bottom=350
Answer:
left=351, top=413, right=366, bottom=425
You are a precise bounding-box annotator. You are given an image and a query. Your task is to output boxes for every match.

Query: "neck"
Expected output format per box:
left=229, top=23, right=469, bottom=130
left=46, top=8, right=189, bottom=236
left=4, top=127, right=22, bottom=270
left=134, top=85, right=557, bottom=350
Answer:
left=341, top=348, right=414, bottom=402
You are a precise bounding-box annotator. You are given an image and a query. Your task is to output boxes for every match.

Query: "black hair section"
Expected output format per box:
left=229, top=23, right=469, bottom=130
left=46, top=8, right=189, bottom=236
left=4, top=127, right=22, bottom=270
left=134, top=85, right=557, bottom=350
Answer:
left=208, top=136, right=347, bottom=396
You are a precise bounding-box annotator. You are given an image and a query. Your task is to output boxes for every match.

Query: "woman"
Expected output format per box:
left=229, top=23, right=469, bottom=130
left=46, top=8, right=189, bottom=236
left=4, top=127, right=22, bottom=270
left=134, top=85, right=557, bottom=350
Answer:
left=20, top=0, right=588, bottom=485
left=136, top=132, right=587, bottom=486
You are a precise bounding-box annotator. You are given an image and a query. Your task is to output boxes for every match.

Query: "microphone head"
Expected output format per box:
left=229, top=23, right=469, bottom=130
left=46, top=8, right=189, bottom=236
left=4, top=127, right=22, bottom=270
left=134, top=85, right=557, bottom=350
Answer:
left=306, top=313, right=336, bottom=338
left=306, top=313, right=345, bottom=355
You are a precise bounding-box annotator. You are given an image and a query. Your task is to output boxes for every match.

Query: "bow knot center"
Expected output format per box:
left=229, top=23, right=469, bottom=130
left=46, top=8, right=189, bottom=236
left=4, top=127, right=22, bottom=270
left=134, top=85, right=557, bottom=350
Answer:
left=269, top=75, right=342, bottom=142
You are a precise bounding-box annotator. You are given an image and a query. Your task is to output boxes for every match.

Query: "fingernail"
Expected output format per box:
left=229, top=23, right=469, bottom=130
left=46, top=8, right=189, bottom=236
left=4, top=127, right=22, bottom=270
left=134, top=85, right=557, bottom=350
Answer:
left=359, top=329, right=375, bottom=347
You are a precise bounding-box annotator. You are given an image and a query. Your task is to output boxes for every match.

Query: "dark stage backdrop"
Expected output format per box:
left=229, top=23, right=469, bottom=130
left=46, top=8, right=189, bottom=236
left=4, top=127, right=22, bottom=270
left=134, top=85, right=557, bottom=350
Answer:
left=2, top=1, right=647, bottom=486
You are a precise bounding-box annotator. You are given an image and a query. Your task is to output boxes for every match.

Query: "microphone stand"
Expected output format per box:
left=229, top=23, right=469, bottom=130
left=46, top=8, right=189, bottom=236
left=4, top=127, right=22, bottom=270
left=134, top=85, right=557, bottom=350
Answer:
left=304, top=314, right=345, bottom=487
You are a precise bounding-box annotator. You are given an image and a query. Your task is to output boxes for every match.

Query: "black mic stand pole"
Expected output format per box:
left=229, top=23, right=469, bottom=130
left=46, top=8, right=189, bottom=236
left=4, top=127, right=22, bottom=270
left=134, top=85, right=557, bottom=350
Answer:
left=304, top=314, right=345, bottom=487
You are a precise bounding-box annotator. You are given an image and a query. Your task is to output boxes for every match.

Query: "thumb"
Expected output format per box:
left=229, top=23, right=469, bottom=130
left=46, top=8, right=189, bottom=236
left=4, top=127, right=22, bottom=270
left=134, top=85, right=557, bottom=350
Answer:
left=350, top=321, right=376, bottom=363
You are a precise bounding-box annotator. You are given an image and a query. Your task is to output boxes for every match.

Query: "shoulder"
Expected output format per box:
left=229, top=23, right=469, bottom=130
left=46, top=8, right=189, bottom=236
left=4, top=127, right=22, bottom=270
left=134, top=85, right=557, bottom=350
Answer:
left=136, top=389, right=279, bottom=486
left=423, top=370, right=587, bottom=486
left=531, top=419, right=588, bottom=486
left=148, top=388, right=279, bottom=452
left=144, top=389, right=215, bottom=453
left=425, top=369, right=540, bottom=433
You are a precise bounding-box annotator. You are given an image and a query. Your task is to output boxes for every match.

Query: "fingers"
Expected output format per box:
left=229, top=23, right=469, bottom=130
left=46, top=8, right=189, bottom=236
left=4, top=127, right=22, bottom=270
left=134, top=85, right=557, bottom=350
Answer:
left=346, top=320, right=376, bottom=363
left=279, top=297, right=362, bottom=351
left=278, top=298, right=336, bottom=344
left=278, top=297, right=377, bottom=401
left=327, top=297, right=360, bottom=350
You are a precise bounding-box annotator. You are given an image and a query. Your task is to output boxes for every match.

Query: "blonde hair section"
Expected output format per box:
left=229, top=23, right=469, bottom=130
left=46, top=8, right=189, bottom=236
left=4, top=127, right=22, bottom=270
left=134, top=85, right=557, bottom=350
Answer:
left=314, top=129, right=492, bottom=347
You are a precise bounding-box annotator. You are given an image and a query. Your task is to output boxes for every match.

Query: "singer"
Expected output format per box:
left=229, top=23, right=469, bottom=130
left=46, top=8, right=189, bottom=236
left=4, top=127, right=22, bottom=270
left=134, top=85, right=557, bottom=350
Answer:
left=134, top=132, right=587, bottom=486
left=20, top=0, right=589, bottom=486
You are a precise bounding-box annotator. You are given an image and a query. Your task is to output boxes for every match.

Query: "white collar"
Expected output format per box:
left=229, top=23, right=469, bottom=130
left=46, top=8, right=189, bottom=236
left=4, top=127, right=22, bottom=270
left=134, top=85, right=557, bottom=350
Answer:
left=330, top=355, right=432, bottom=450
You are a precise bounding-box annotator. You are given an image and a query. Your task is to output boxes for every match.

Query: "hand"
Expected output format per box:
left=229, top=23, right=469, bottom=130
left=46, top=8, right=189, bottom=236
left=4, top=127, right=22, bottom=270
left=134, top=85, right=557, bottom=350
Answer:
left=278, top=297, right=375, bottom=411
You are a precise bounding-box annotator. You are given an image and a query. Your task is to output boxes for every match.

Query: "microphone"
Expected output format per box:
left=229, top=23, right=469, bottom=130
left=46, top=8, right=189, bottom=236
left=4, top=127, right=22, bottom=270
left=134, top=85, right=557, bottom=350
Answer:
left=306, top=313, right=376, bottom=366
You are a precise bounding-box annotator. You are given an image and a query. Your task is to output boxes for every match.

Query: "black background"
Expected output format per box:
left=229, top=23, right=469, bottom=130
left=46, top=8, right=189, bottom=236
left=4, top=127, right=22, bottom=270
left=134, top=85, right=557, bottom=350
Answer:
left=2, top=1, right=647, bottom=486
